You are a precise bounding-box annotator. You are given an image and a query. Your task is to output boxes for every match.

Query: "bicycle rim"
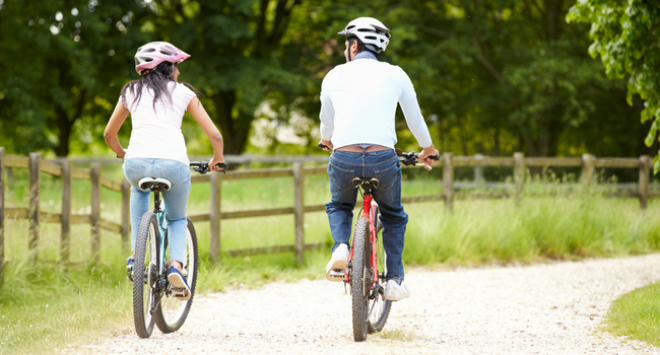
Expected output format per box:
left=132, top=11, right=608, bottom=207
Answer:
left=367, top=214, right=392, bottom=333
left=133, top=213, right=158, bottom=338
left=155, top=218, right=198, bottom=333
left=350, top=218, right=370, bottom=342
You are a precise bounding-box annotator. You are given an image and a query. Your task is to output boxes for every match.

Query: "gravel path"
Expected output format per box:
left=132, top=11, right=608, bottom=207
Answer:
left=77, top=254, right=660, bottom=354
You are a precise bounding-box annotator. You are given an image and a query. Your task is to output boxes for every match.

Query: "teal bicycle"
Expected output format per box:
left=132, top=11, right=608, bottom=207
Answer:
left=131, top=161, right=226, bottom=338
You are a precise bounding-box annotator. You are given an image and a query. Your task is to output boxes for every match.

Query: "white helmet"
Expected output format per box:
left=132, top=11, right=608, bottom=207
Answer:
left=338, top=17, right=391, bottom=54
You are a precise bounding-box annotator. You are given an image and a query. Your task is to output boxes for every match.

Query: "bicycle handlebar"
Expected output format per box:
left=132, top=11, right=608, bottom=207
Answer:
left=189, top=161, right=228, bottom=174
left=397, top=150, right=440, bottom=166
left=316, top=144, right=439, bottom=167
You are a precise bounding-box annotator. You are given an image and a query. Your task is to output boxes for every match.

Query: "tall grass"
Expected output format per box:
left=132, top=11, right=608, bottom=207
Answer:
left=2, top=165, right=660, bottom=353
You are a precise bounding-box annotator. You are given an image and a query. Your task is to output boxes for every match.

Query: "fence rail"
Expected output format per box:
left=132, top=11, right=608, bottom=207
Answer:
left=0, top=148, right=655, bottom=287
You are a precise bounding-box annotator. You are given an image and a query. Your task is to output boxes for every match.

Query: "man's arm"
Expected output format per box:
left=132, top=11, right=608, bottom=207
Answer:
left=398, top=68, right=439, bottom=169
left=319, top=75, right=335, bottom=150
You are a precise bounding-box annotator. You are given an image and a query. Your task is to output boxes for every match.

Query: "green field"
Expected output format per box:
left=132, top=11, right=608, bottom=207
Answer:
left=2, top=165, right=660, bottom=354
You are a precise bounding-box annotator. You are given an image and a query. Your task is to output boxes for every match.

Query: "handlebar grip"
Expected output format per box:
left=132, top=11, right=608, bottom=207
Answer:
left=318, top=143, right=330, bottom=150
left=215, top=162, right=228, bottom=174
left=427, top=155, right=440, bottom=161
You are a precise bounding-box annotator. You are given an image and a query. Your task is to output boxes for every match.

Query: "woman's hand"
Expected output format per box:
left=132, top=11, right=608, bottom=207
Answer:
left=209, top=155, right=225, bottom=172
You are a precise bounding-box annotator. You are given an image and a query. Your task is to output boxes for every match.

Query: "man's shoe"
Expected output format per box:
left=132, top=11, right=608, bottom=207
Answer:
left=384, top=280, right=410, bottom=301
left=167, top=266, right=191, bottom=301
left=325, top=244, right=349, bottom=282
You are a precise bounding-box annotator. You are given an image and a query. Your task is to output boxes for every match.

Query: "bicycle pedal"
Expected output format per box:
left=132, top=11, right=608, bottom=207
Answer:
left=329, top=269, right=345, bottom=279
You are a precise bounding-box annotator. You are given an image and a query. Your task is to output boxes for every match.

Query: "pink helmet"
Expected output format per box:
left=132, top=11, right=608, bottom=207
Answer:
left=134, top=41, right=190, bottom=75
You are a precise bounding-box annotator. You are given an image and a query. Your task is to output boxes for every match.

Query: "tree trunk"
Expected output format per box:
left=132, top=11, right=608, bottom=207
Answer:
left=210, top=90, right=252, bottom=155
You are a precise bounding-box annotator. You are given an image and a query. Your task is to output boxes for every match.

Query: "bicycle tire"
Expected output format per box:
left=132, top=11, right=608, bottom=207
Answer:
left=133, top=212, right=158, bottom=338
left=155, top=218, right=199, bottom=333
left=367, top=213, right=392, bottom=333
left=351, top=218, right=370, bottom=342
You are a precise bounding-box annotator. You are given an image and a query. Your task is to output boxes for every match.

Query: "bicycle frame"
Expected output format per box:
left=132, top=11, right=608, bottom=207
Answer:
left=153, top=190, right=169, bottom=279
left=345, top=190, right=380, bottom=287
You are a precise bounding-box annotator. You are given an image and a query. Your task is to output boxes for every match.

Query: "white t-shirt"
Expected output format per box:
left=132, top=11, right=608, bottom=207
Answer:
left=319, top=59, right=433, bottom=149
left=123, top=82, right=196, bottom=166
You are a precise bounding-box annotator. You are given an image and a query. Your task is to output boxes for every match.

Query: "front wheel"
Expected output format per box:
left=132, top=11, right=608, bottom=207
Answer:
left=155, top=218, right=199, bottom=333
left=133, top=212, right=159, bottom=338
left=350, top=218, right=370, bottom=342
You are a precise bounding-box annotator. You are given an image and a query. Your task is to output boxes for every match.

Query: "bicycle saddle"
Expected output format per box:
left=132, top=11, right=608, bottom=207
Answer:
left=138, top=177, right=172, bottom=191
left=352, top=177, right=380, bottom=189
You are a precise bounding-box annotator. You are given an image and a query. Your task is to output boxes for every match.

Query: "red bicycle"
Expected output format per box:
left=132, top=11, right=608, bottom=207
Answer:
left=320, top=145, right=439, bottom=341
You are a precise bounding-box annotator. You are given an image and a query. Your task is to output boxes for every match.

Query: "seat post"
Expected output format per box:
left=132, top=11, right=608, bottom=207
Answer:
left=152, top=189, right=162, bottom=213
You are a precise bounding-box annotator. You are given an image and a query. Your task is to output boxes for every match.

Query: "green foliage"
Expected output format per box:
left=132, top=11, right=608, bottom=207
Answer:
left=0, top=0, right=150, bottom=156
left=0, top=0, right=653, bottom=160
left=567, top=0, right=660, bottom=170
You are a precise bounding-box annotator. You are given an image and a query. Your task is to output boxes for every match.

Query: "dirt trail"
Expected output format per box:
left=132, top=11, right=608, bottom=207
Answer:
left=75, top=254, right=660, bottom=354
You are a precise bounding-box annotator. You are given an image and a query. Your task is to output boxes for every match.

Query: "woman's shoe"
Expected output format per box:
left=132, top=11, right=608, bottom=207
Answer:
left=167, top=266, right=191, bottom=301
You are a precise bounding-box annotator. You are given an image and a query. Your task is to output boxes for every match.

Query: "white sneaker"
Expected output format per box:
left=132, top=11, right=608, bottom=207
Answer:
left=325, top=244, right=349, bottom=282
left=384, top=280, right=410, bottom=301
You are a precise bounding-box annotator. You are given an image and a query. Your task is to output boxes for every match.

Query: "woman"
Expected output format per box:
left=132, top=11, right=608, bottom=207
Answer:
left=104, top=41, right=224, bottom=301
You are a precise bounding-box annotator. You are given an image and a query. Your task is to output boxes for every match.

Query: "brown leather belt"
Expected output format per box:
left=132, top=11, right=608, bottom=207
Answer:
left=336, top=144, right=392, bottom=153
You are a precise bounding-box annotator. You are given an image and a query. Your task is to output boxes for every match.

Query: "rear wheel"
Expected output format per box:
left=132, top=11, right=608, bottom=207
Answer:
left=133, top=212, right=158, bottom=338
left=155, top=218, right=199, bottom=333
left=350, top=218, right=370, bottom=342
left=367, top=213, right=392, bottom=333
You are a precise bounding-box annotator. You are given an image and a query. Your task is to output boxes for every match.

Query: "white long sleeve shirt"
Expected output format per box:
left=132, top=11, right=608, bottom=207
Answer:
left=319, top=58, right=433, bottom=149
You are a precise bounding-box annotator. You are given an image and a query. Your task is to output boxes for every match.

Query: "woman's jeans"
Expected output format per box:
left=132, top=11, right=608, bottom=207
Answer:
left=326, top=149, right=408, bottom=282
left=123, top=158, right=191, bottom=264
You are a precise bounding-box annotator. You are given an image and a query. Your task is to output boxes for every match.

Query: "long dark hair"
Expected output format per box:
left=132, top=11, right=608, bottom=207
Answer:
left=120, top=61, right=202, bottom=111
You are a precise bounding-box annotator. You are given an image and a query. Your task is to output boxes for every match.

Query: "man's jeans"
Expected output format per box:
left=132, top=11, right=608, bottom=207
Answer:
left=326, top=149, right=408, bottom=281
left=123, top=158, right=191, bottom=264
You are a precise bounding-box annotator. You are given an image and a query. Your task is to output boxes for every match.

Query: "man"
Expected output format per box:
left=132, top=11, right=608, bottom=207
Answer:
left=319, top=17, right=439, bottom=301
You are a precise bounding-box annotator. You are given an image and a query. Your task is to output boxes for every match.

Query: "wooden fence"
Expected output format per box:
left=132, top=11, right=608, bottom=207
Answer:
left=0, top=148, right=655, bottom=287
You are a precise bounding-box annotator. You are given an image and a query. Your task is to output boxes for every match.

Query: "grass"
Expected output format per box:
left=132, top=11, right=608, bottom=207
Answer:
left=604, top=282, right=660, bottom=346
left=372, top=328, right=417, bottom=342
left=3, top=165, right=660, bottom=353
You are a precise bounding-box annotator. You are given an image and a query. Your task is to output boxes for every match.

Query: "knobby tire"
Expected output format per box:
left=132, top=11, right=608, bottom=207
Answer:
left=133, top=213, right=158, bottom=338
left=155, top=218, right=199, bottom=333
left=351, top=218, right=370, bottom=342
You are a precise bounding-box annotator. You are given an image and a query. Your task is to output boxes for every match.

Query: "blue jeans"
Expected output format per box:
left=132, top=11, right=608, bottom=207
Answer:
left=123, top=158, right=191, bottom=264
left=326, top=150, right=408, bottom=282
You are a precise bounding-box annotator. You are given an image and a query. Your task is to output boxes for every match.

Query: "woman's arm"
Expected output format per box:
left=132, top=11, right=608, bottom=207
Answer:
left=187, top=97, right=225, bottom=171
left=103, top=100, right=130, bottom=158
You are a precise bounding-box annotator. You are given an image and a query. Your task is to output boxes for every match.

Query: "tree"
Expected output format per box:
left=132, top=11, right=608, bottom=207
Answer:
left=0, top=0, right=148, bottom=156
left=567, top=0, right=660, bottom=170
left=141, top=0, right=307, bottom=155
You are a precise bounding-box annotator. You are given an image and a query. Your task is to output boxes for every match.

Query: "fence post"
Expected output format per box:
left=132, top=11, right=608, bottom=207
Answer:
left=514, top=152, right=525, bottom=206
left=293, top=162, right=305, bottom=264
left=61, top=160, right=72, bottom=265
left=91, top=163, right=101, bottom=262
left=29, top=153, right=40, bottom=262
left=209, top=172, right=221, bottom=263
left=0, top=147, right=4, bottom=287
left=121, top=179, right=130, bottom=252
left=443, top=153, right=454, bottom=212
left=582, top=154, right=595, bottom=191
left=639, top=155, right=650, bottom=210
left=474, top=153, right=485, bottom=185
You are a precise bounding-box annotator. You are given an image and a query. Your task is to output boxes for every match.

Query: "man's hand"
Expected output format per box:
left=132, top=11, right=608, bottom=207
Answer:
left=418, top=145, right=440, bottom=171
left=319, top=139, right=334, bottom=151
